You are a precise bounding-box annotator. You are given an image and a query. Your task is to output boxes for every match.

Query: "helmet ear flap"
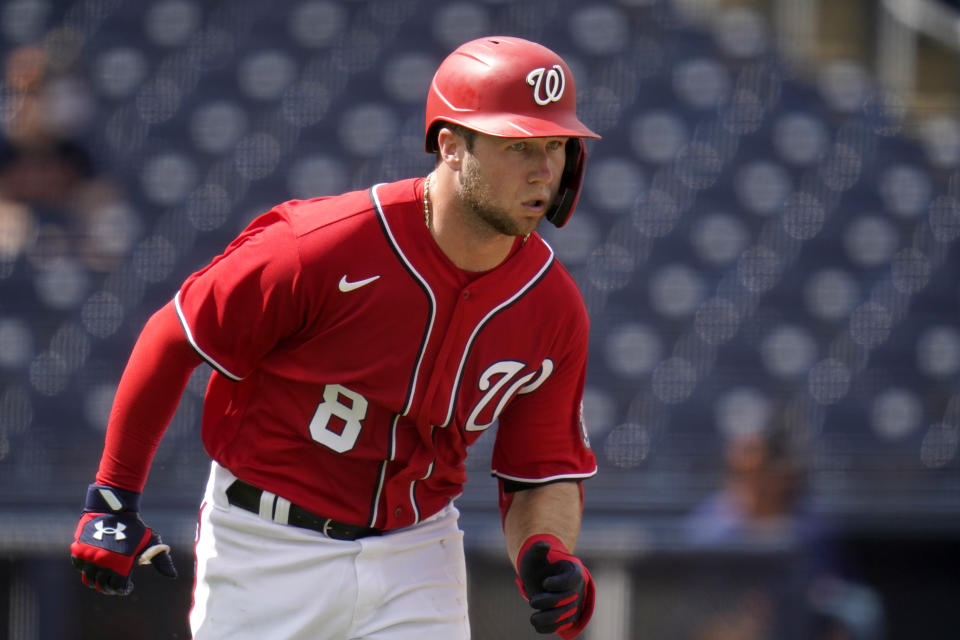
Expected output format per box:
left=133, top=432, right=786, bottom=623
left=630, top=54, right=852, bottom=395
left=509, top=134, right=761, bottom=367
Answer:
left=546, top=138, right=588, bottom=228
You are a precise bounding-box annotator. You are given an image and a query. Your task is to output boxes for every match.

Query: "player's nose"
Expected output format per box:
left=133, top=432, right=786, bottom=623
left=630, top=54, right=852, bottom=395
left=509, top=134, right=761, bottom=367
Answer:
left=527, top=146, right=557, bottom=184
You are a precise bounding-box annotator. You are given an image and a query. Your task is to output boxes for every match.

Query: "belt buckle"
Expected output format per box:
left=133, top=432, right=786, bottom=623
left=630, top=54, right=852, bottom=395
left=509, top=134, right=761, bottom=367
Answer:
left=321, top=517, right=334, bottom=538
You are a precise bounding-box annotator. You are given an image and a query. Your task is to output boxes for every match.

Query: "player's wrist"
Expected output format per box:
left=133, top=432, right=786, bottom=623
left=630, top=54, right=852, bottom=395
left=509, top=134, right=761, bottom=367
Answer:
left=518, top=533, right=568, bottom=562
left=83, top=483, right=142, bottom=513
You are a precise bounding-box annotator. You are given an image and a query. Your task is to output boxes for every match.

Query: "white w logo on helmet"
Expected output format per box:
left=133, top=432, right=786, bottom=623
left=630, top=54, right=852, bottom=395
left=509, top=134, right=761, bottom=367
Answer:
left=526, top=65, right=565, bottom=106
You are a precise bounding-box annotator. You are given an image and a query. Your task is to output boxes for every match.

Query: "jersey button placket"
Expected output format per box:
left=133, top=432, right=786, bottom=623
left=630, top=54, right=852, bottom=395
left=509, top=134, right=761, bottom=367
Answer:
left=462, top=290, right=470, bottom=300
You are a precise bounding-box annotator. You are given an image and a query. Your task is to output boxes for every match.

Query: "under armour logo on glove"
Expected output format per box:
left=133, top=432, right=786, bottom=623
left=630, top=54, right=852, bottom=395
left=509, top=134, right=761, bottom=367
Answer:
left=70, top=484, right=177, bottom=596
left=93, top=520, right=127, bottom=541
left=517, top=534, right=595, bottom=638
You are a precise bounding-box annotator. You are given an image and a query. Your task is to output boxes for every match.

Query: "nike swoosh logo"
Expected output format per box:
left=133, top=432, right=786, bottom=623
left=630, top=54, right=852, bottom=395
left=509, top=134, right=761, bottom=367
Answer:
left=338, top=274, right=381, bottom=292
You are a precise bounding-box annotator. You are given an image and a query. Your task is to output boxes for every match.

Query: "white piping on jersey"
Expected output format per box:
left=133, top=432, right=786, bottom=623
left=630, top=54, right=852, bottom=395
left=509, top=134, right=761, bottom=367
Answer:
left=370, top=183, right=437, bottom=417
left=388, top=414, right=399, bottom=461
left=439, top=245, right=555, bottom=428
left=410, top=457, right=436, bottom=526
left=409, top=480, right=419, bottom=524
left=368, top=459, right=388, bottom=528
left=173, top=290, right=243, bottom=381
left=492, top=468, right=598, bottom=483
left=369, top=183, right=440, bottom=527
left=368, top=413, right=402, bottom=527
left=369, top=183, right=557, bottom=526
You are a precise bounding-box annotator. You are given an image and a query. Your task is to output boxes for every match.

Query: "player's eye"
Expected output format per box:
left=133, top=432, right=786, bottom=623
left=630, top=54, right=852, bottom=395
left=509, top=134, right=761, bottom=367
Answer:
left=508, top=141, right=527, bottom=152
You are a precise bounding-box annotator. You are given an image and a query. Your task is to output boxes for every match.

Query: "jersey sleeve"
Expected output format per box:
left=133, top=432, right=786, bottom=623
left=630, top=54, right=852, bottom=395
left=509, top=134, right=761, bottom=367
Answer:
left=491, top=307, right=596, bottom=484
left=174, top=209, right=308, bottom=380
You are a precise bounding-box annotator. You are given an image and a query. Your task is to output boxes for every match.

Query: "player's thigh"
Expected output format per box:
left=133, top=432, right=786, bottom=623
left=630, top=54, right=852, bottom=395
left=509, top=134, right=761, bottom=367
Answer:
left=191, top=472, right=358, bottom=639
left=355, top=508, right=470, bottom=640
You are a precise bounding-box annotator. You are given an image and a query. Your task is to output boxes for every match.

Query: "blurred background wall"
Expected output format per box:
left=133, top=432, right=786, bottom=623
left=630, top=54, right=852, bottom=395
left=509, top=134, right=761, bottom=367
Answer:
left=0, top=0, right=958, bottom=638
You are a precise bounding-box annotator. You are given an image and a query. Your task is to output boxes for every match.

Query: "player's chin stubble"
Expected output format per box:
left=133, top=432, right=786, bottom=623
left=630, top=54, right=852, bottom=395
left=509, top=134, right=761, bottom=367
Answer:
left=458, top=160, right=540, bottom=238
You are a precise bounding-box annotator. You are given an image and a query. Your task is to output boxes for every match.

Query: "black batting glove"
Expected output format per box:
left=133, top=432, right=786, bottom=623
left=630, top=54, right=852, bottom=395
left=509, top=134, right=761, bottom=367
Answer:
left=516, top=534, right=595, bottom=639
left=70, top=484, right=177, bottom=596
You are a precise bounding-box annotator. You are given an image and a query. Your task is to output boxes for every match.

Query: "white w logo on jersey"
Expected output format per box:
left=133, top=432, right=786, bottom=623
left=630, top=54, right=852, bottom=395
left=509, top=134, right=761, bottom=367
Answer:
left=465, top=359, right=554, bottom=432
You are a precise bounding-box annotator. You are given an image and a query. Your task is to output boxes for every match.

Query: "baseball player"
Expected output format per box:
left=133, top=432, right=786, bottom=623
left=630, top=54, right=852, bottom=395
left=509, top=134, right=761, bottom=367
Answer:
left=70, top=36, right=600, bottom=639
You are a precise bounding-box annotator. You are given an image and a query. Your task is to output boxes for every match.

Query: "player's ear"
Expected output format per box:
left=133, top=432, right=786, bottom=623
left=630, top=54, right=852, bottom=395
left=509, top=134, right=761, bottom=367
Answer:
left=436, top=127, right=465, bottom=169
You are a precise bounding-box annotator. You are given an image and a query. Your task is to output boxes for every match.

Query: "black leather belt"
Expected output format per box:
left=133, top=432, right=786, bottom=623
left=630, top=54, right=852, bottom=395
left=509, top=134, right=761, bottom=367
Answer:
left=225, top=479, right=382, bottom=541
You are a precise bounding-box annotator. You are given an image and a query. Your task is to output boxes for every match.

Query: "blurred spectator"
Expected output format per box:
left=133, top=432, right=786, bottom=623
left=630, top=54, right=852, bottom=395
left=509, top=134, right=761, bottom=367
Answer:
left=0, top=136, right=93, bottom=208
left=684, top=419, right=886, bottom=640
left=685, top=423, right=814, bottom=549
left=0, top=45, right=136, bottom=285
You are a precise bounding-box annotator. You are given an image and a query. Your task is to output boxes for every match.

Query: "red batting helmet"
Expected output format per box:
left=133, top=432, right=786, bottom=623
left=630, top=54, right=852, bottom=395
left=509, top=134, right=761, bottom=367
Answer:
left=425, top=36, right=600, bottom=227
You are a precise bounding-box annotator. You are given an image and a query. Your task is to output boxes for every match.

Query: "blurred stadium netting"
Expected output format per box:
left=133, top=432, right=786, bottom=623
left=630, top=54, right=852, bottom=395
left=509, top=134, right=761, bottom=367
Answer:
left=0, top=0, right=958, bottom=637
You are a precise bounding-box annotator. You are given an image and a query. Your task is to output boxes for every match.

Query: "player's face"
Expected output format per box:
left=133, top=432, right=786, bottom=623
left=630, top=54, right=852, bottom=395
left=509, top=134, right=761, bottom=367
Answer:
left=456, top=133, right=568, bottom=237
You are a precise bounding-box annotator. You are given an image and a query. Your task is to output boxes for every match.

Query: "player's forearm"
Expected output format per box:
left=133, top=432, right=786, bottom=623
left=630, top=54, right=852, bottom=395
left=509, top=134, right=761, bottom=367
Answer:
left=503, top=481, right=583, bottom=569
left=95, top=300, right=203, bottom=491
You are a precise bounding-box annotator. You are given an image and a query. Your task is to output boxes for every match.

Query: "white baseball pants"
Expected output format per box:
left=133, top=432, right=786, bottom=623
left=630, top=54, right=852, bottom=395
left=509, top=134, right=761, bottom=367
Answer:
left=189, top=462, right=471, bottom=639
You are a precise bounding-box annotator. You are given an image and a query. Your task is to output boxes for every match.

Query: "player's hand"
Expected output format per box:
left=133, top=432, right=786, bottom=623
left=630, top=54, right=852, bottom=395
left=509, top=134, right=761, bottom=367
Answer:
left=70, top=483, right=177, bottom=596
left=516, top=534, right=595, bottom=638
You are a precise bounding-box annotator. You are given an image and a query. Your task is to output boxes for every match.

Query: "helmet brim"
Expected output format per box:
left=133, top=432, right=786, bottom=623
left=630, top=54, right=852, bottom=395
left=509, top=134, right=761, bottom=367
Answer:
left=426, top=113, right=600, bottom=152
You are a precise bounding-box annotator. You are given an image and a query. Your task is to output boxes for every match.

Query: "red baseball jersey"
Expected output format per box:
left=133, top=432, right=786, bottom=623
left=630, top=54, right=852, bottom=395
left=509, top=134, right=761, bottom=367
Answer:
left=174, top=177, right=596, bottom=530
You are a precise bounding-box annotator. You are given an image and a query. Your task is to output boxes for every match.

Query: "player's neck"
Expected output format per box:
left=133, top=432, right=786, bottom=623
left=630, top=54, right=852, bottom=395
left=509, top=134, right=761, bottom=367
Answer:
left=425, top=172, right=517, bottom=272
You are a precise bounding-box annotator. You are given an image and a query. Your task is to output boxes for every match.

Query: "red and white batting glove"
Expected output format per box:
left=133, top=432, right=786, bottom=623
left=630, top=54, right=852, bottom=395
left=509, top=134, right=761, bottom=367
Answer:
left=70, top=484, right=177, bottom=596
left=516, top=534, right=595, bottom=638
